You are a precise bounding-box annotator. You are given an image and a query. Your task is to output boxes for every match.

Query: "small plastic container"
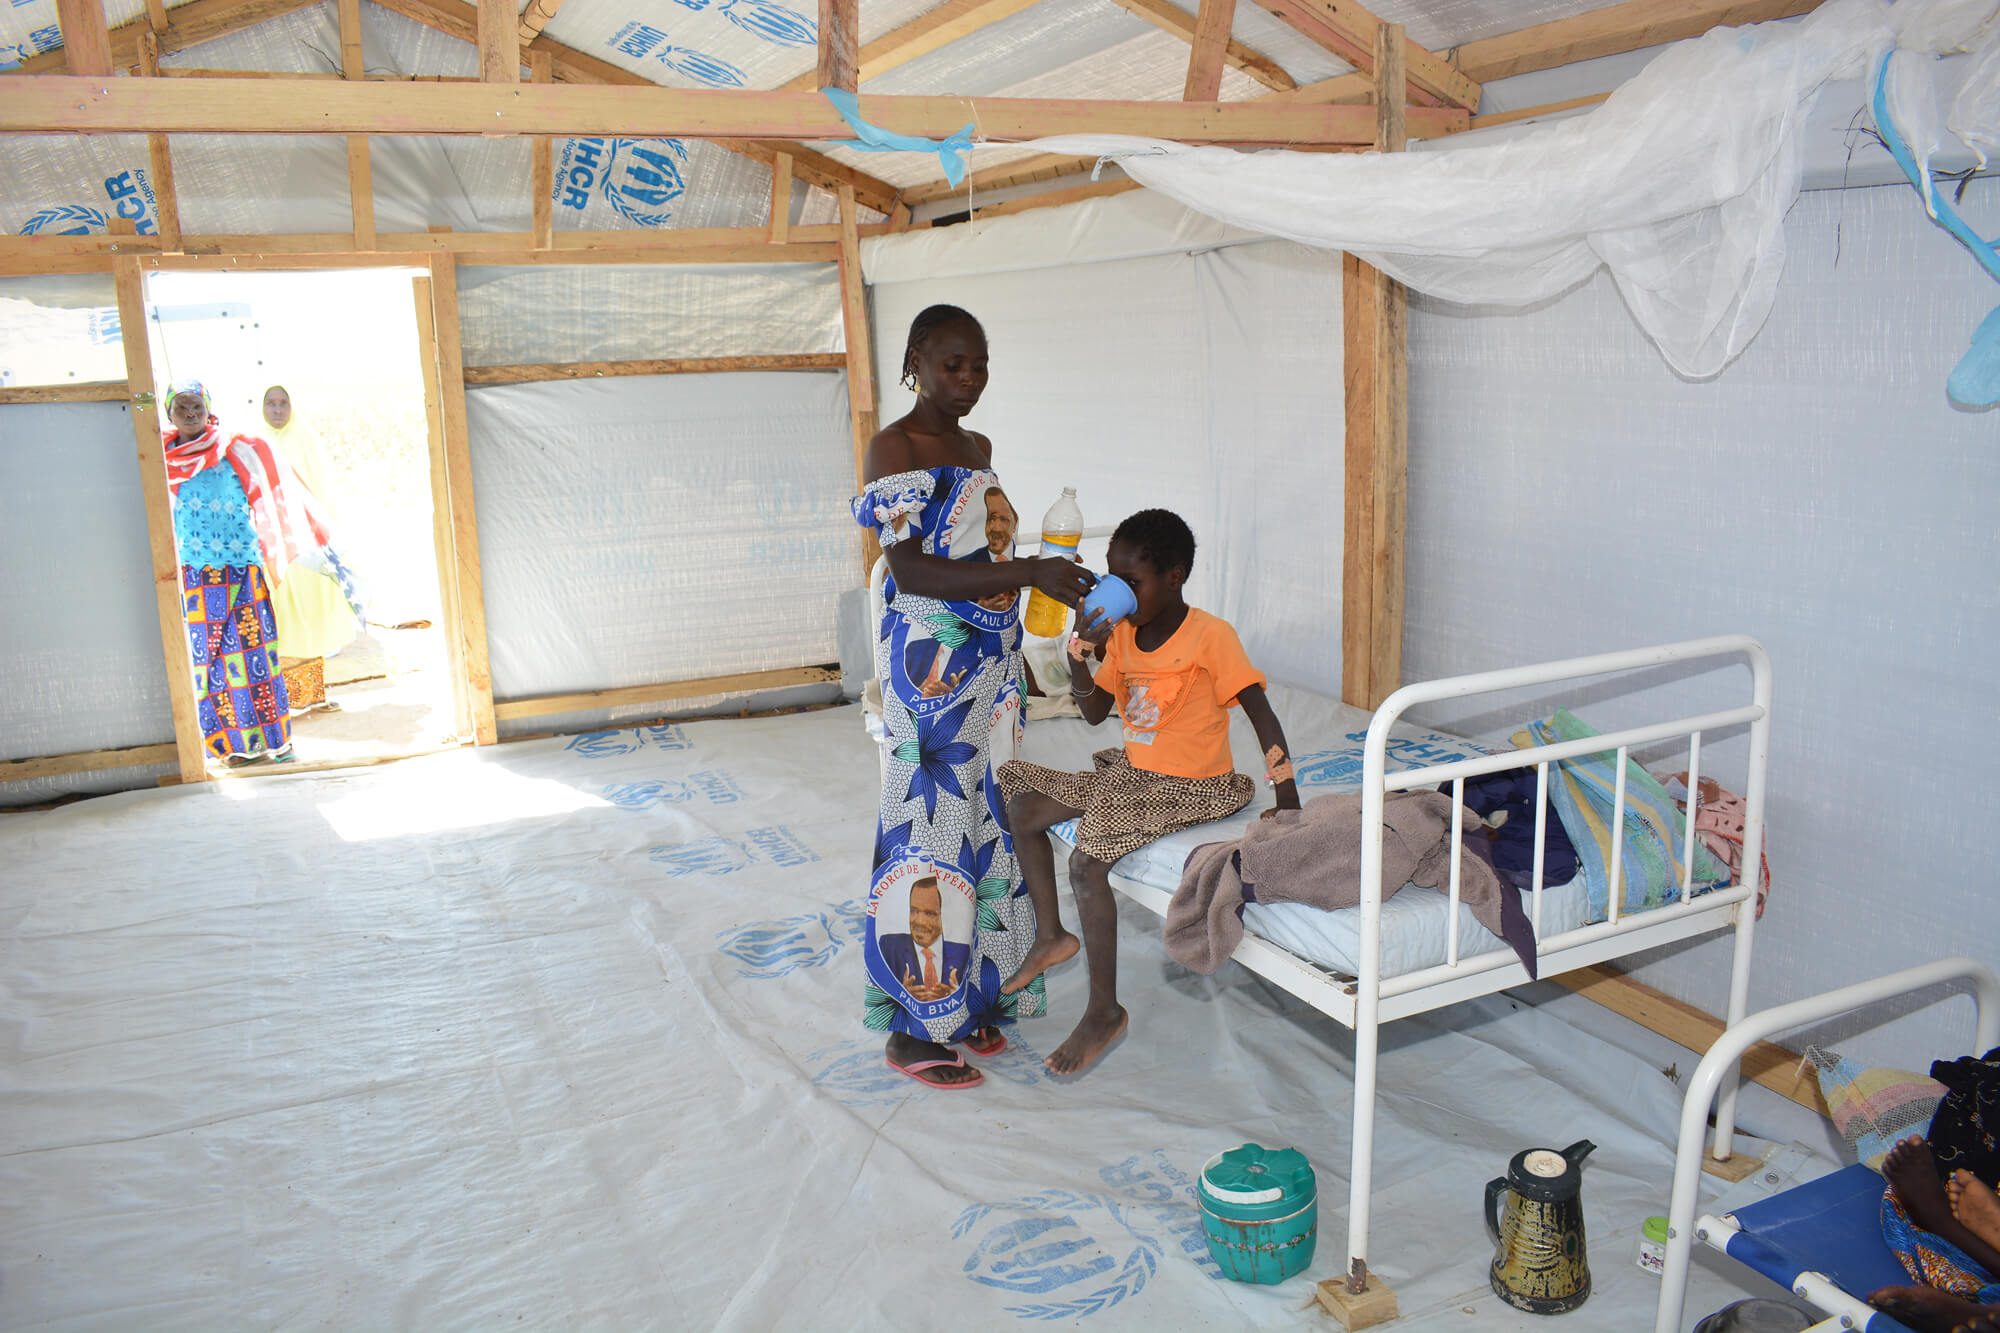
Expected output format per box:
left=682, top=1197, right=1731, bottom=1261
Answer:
left=1076, top=574, right=1137, bottom=633
left=1637, top=1215, right=1669, bottom=1275
left=1198, top=1144, right=1318, bottom=1285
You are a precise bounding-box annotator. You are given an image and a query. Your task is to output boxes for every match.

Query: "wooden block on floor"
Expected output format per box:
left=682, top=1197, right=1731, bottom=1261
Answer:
left=1316, top=1273, right=1399, bottom=1329
left=1700, top=1149, right=1769, bottom=1182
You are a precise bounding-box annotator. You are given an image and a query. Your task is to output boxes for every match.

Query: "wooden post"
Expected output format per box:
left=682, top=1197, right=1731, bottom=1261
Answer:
left=425, top=249, right=497, bottom=744
left=336, top=0, right=374, bottom=250
left=768, top=150, right=793, bottom=244
left=412, top=274, right=472, bottom=741
left=53, top=0, right=113, bottom=76
left=1182, top=0, right=1236, bottom=101
left=1339, top=22, right=1407, bottom=711
left=818, top=0, right=857, bottom=93
left=477, top=0, right=520, bottom=82
left=113, top=257, right=209, bottom=783
left=138, top=30, right=183, bottom=253
left=837, top=183, right=880, bottom=576
left=529, top=50, right=553, bottom=250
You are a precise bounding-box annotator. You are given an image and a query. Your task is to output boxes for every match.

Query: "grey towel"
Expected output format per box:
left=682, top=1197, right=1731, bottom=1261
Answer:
left=1166, top=791, right=1529, bottom=976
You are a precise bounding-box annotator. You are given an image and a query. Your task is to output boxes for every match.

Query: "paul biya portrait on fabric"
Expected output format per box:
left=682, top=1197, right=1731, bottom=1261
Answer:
left=866, top=858, right=977, bottom=1018
left=888, top=480, right=1020, bottom=717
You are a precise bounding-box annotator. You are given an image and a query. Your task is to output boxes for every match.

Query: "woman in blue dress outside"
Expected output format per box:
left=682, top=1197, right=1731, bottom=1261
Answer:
left=163, top=383, right=331, bottom=766
left=853, top=306, right=1097, bottom=1091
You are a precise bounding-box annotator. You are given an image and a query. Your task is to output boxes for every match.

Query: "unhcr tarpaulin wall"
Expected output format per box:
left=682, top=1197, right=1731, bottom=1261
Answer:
left=869, top=228, right=1348, bottom=698
left=1400, top=176, right=2000, bottom=1071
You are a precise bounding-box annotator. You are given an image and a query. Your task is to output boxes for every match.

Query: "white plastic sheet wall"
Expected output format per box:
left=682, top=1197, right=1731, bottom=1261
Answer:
left=458, top=264, right=842, bottom=367
left=464, top=372, right=859, bottom=707
left=870, top=237, right=1345, bottom=695
left=0, top=402, right=175, bottom=805
left=1403, top=176, right=2000, bottom=1069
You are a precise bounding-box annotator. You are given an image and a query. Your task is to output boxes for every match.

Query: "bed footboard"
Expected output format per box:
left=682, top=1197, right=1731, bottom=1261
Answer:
left=1654, top=957, right=2000, bottom=1333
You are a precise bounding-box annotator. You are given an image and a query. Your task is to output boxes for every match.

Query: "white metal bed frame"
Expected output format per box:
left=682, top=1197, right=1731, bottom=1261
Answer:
left=1655, top=957, right=2000, bottom=1333
left=866, top=551, right=1772, bottom=1302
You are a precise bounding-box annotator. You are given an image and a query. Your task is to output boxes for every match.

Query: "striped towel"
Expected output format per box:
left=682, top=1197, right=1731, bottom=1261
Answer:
left=1514, top=708, right=1727, bottom=922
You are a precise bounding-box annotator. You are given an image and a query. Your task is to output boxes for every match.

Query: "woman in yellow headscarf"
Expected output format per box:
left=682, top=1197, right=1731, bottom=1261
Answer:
left=261, top=384, right=365, bottom=709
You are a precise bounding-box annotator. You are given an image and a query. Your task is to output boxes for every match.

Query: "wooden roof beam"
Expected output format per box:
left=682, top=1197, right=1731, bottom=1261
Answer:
left=818, top=0, right=857, bottom=93
left=53, top=0, right=114, bottom=76
left=781, top=0, right=1042, bottom=91
left=476, top=0, right=519, bottom=82
left=362, top=0, right=902, bottom=214
left=1252, top=0, right=1478, bottom=109
left=0, top=75, right=1469, bottom=144
left=14, top=0, right=323, bottom=75
left=1109, top=0, right=1296, bottom=94
left=1453, top=0, right=1824, bottom=82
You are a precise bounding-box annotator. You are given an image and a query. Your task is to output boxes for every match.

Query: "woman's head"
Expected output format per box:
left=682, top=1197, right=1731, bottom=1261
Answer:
left=167, top=383, right=211, bottom=438
left=1107, top=509, right=1196, bottom=625
left=900, top=304, right=987, bottom=418
left=262, top=384, right=292, bottom=431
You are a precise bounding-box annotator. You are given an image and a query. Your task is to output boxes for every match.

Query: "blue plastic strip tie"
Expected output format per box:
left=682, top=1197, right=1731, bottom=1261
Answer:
left=1872, top=52, right=2000, bottom=283
left=821, top=87, right=976, bottom=188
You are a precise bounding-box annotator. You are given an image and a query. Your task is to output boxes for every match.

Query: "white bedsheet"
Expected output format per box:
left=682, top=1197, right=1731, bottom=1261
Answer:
left=1015, top=683, right=1589, bottom=979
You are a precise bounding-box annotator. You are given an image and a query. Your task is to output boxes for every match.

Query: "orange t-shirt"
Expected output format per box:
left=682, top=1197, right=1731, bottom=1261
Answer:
left=1092, top=607, right=1266, bottom=780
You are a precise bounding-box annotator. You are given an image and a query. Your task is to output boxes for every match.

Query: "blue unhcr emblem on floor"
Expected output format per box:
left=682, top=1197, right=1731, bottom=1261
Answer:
left=650, top=836, right=756, bottom=877
left=957, top=1154, right=1220, bottom=1318
left=718, top=898, right=865, bottom=977
left=806, top=1037, right=922, bottom=1106
left=564, top=723, right=692, bottom=759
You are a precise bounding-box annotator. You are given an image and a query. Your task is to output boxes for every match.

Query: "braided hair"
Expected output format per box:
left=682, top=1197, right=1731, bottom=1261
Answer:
left=899, top=303, right=983, bottom=392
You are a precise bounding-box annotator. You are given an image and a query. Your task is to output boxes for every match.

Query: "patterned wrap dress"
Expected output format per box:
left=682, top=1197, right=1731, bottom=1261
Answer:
left=853, top=467, right=1047, bottom=1042
left=173, top=465, right=292, bottom=760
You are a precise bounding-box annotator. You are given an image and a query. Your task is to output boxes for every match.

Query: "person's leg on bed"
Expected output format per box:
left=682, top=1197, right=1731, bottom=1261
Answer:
left=1866, top=1286, right=1994, bottom=1333
left=1001, top=791, right=1082, bottom=995
left=1887, top=1137, right=2000, bottom=1277
left=1045, top=849, right=1128, bottom=1076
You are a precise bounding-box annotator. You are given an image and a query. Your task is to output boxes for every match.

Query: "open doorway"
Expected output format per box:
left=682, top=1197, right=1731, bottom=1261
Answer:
left=146, top=267, right=459, bottom=771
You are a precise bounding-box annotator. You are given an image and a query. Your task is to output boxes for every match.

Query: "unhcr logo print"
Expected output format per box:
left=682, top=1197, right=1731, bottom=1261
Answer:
left=18, top=170, right=159, bottom=237
left=956, top=1154, right=1221, bottom=1320
left=719, top=894, right=863, bottom=978
left=554, top=137, right=691, bottom=228
left=604, top=22, right=746, bottom=86
left=563, top=723, right=692, bottom=759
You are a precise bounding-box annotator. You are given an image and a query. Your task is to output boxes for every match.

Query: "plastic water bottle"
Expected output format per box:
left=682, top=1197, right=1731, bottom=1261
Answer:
left=1022, top=487, right=1083, bottom=638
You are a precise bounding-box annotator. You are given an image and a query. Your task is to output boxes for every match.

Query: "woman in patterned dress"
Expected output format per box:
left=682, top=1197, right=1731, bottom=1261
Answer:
left=163, top=383, right=329, bottom=766
left=853, top=305, right=1097, bottom=1091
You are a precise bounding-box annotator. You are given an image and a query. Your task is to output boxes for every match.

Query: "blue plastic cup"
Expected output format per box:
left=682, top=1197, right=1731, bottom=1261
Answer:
left=1076, top=573, right=1137, bottom=632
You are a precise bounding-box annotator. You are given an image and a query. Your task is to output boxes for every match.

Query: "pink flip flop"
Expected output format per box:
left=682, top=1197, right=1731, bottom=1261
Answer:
left=962, top=1027, right=1008, bottom=1057
left=886, top=1050, right=984, bottom=1090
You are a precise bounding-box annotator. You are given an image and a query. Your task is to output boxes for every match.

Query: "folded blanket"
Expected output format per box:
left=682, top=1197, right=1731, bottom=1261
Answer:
left=1167, top=791, right=1538, bottom=976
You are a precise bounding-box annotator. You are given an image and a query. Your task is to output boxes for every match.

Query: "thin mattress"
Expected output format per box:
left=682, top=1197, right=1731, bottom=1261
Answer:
left=1014, top=683, right=1592, bottom=980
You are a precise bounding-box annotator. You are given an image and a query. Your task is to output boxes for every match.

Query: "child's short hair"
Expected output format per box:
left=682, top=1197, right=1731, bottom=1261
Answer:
left=1114, top=509, right=1196, bottom=578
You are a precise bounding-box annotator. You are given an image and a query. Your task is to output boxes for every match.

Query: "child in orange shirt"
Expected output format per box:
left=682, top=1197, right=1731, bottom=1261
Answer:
left=996, top=509, right=1300, bottom=1076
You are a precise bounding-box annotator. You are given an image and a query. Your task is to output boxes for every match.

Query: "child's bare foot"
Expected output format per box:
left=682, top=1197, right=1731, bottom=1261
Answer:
left=1002, top=931, right=1078, bottom=995
left=1949, top=1169, right=2000, bottom=1252
left=1867, top=1285, right=1993, bottom=1333
left=1045, top=1004, right=1128, bottom=1077
left=1886, top=1136, right=1958, bottom=1235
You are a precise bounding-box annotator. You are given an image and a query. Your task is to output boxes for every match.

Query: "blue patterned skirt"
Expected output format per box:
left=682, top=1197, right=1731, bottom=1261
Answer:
left=184, top=563, right=292, bottom=761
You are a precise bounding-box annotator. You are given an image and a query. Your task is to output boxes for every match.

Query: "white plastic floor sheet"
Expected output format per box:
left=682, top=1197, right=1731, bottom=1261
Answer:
left=0, top=705, right=1816, bottom=1330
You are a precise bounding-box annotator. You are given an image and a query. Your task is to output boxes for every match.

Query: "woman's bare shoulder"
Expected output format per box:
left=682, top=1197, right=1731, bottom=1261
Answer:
left=968, top=431, right=994, bottom=465
left=863, top=423, right=919, bottom=484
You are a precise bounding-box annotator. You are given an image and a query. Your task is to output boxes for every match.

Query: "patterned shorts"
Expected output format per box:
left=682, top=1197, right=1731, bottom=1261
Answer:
left=998, top=748, right=1254, bottom=865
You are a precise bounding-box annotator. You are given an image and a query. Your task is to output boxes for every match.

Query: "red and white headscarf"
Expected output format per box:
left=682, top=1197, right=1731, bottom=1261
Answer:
left=164, top=400, right=330, bottom=572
